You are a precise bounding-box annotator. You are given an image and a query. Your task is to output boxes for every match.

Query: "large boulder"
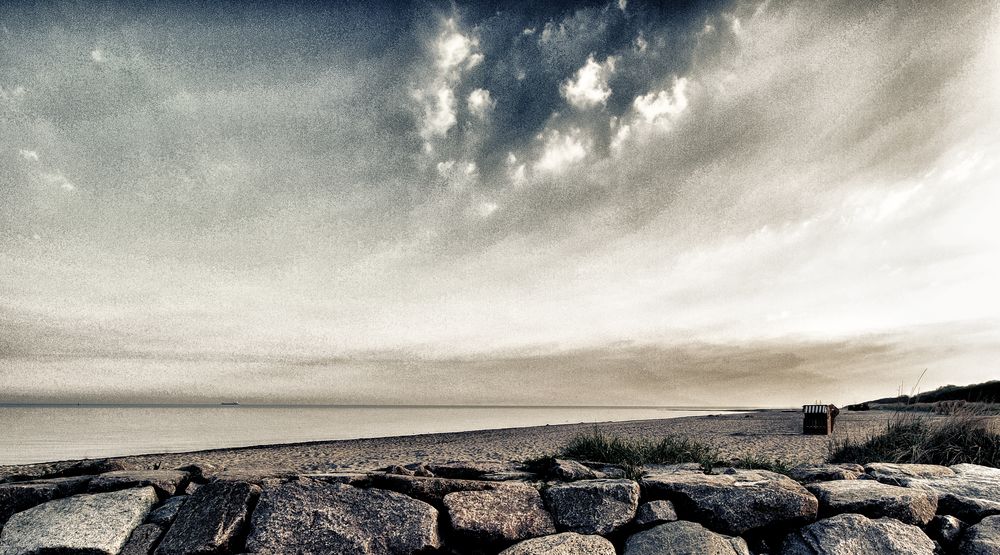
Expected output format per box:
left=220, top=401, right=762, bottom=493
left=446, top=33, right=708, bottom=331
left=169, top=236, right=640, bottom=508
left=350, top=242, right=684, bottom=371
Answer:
left=246, top=480, right=440, bottom=554
left=499, top=532, right=617, bottom=555
left=548, top=460, right=604, bottom=481
left=788, top=464, right=863, bottom=484
left=444, top=482, right=556, bottom=544
left=806, top=479, right=937, bottom=525
left=368, top=473, right=499, bottom=507
left=959, top=515, right=1000, bottom=554
left=88, top=470, right=189, bottom=497
left=634, top=500, right=679, bottom=527
left=120, top=523, right=164, bottom=555
left=147, top=495, right=187, bottom=526
left=0, top=486, right=158, bottom=555
left=864, top=463, right=955, bottom=485
left=877, top=463, right=1000, bottom=521
left=781, top=513, right=935, bottom=554
left=544, top=479, right=639, bottom=535
left=427, top=460, right=522, bottom=479
left=641, top=468, right=818, bottom=535
left=624, top=521, right=751, bottom=555
left=0, top=476, right=92, bottom=531
left=154, top=481, right=259, bottom=555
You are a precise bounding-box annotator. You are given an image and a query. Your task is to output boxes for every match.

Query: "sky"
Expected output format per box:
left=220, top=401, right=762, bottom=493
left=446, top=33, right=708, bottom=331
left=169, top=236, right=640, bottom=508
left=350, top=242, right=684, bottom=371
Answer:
left=1, top=0, right=999, bottom=406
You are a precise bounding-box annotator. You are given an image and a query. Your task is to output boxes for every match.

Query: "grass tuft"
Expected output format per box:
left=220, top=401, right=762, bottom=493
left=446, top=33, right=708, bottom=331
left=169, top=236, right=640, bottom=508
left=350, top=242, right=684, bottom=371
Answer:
left=829, top=408, right=1000, bottom=467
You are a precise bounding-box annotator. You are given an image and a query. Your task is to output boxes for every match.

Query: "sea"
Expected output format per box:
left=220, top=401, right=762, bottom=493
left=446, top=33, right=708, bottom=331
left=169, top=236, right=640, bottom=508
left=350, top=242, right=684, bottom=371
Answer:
left=0, top=404, right=743, bottom=466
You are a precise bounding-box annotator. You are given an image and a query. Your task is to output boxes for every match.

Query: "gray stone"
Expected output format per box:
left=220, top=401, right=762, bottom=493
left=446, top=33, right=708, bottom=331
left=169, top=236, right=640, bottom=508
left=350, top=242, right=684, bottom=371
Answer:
left=788, top=464, right=864, bottom=484
left=634, top=500, right=679, bottom=527
left=624, top=521, right=751, bottom=555
left=499, top=532, right=617, bottom=555
left=0, top=486, right=158, bottom=555
left=549, top=459, right=603, bottom=481
left=482, top=471, right=541, bottom=482
left=368, top=473, right=499, bottom=507
left=806, top=479, right=937, bottom=525
left=147, top=495, right=187, bottom=526
left=883, top=463, right=1000, bottom=521
left=960, top=515, right=1000, bottom=554
left=927, top=515, right=965, bottom=549
left=444, top=482, right=556, bottom=543
left=427, top=460, right=521, bottom=479
left=865, top=463, right=955, bottom=485
left=89, top=470, right=189, bottom=497
left=641, top=468, right=818, bottom=535
left=544, top=479, right=639, bottom=535
left=780, top=513, right=935, bottom=554
left=299, top=472, right=372, bottom=487
left=154, top=480, right=259, bottom=555
left=0, top=476, right=92, bottom=531
left=209, top=468, right=297, bottom=487
left=246, top=480, right=440, bottom=554
left=120, top=523, right=164, bottom=555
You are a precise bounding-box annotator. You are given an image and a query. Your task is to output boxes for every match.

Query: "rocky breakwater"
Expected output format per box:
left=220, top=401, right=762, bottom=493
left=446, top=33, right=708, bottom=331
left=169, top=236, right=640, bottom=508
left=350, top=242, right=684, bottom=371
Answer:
left=0, top=458, right=998, bottom=554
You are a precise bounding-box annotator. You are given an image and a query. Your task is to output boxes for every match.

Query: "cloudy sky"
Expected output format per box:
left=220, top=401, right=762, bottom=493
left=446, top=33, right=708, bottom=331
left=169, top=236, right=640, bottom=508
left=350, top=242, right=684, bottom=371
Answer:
left=2, top=0, right=999, bottom=406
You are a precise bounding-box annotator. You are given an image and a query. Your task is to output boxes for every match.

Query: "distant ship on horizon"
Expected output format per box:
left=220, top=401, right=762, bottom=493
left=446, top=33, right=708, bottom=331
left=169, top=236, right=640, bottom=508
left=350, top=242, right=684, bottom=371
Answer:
left=220, top=401, right=240, bottom=406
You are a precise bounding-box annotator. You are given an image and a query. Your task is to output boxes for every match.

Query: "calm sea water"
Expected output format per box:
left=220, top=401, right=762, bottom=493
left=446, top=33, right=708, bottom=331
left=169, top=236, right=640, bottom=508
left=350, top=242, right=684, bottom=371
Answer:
left=0, top=405, right=737, bottom=465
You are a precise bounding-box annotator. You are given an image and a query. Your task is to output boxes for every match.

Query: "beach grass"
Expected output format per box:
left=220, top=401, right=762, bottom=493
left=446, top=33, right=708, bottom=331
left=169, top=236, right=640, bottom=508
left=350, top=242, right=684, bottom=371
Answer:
left=828, top=408, right=1000, bottom=467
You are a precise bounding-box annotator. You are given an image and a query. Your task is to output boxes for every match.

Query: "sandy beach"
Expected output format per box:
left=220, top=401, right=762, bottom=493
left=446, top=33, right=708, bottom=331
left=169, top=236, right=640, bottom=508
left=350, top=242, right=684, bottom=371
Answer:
left=1, top=410, right=900, bottom=479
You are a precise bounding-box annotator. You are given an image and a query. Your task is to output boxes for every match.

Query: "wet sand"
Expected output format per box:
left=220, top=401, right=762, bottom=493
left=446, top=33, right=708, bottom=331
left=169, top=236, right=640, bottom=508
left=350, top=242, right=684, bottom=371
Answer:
left=1, top=410, right=899, bottom=478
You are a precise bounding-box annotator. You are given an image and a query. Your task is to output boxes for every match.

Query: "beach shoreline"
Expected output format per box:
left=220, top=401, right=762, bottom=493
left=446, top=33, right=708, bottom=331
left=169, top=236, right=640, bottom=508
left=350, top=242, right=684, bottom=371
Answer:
left=1, top=409, right=896, bottom=480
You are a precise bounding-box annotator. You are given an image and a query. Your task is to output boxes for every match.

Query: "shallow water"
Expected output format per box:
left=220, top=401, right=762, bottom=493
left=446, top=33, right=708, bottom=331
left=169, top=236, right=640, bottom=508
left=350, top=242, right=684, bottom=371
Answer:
left=0, top=405, right=741, bottom=465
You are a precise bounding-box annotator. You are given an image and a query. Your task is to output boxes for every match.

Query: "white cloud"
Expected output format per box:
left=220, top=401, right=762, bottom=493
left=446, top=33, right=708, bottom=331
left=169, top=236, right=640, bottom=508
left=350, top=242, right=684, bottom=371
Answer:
left=561, top=55, right=617, bottom=110
left=618, top=0, right=628, bottom=12
left=634, top=78, right=689, bottom=123
left=90, top=49, right=106, bottom=63
left=41, top=171, right=76, bottom=191
left=18, top=149, right=39, bottom=161
left=474, top=200, right=498, bottom=217
left=534, top=128, right=589, bottom=173
left=418, top=84, right=457, bottom=140
left=467, top=88, right=495, bottom=119
left=416, top=20, right=483, bottom=144
left=436, top=159, right=478, bottom=191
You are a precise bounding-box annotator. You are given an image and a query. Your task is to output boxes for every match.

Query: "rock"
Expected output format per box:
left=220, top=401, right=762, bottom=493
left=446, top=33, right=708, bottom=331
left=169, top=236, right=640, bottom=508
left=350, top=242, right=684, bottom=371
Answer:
left=444, top=482, right=556, bottom=544
left=299, top=472, right=373, bottom=487
left=0, top=459, right=124, bottom=484
left=499, top=532, right=617, bottom=555
left=806, top=479, right=937, bottom=525
left=641, top=468, right=818, bottom=535
left=780, top=513, right=935, bottom=554
left=246, top=481, right=440, bottom=554
left=624, top=521, right=751, bottom=555
left=120, top=523, right=164, bottom=555
left=154, top=481, right=259, bottom=555
left=209, top=468, right=298, bottom=486
left=174, top=464, right=211, bottom=483
left=544, top=479, right=640, bottom=535
left=788, top=464, right=864, bottom=484
left=959, top=515, right=1000, bottom=554
left=405, top=463, right=435, bottom=477
left=549, top=459, right=603, bottom=481
left=368, top=473, right=499, bottom=507
left=482, top=471, right=541, bottom=482
left=89, top=470, right=189, bottom=497
left=634, top=500, right=679, bottom=527
left=0, top=486, right=158, bottom=555
left=865, top=463, right=955, bottom=485
left=881, top=463, right=1000, bottom=521
left=427, top=460, right=521, bottom=479
left=147, top=495, right=187, bottom=526
left=386, top=465, right=416, bottom=476
left=926, top=515, right=965, bottom=549
left=0, top=476, right=92, bottom=531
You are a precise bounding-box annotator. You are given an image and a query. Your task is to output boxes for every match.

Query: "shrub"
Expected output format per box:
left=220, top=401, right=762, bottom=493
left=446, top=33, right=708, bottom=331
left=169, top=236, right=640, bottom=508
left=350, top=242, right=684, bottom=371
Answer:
left=828, top=409, right=1000, bottom=467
